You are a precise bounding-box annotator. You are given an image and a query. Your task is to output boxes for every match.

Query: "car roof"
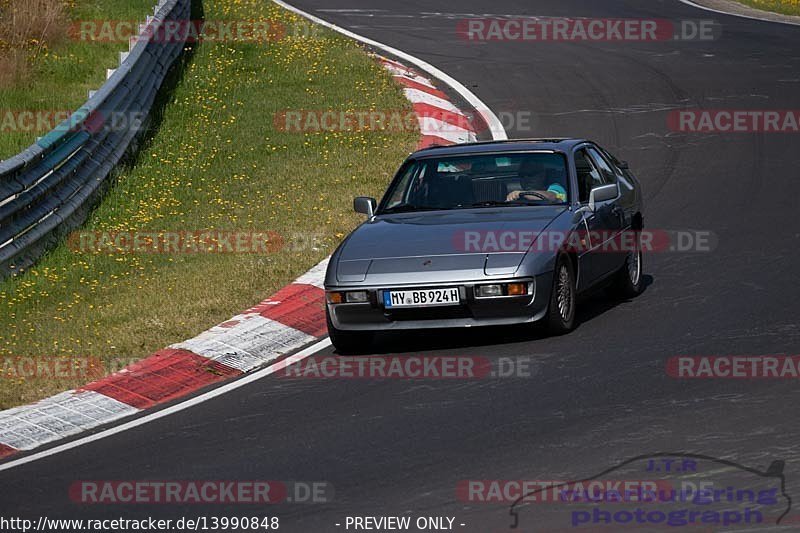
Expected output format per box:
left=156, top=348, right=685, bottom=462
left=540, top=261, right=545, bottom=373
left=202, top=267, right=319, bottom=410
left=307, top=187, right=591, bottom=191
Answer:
left=407, top=138, right=588, bottom=159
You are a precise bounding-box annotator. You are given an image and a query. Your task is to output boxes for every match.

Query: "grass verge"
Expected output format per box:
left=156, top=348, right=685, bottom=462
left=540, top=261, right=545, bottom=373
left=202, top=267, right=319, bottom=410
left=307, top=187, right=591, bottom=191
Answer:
left=0, top=0, right=417, bottom=408
left=735, top=0, right=800, bottom=15
left=0, top=0, right=156, bottom=158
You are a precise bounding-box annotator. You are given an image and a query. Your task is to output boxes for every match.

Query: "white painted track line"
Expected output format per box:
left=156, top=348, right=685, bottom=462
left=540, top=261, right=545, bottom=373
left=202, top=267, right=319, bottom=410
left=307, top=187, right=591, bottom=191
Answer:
left=676, top=0, right=800, bottom=26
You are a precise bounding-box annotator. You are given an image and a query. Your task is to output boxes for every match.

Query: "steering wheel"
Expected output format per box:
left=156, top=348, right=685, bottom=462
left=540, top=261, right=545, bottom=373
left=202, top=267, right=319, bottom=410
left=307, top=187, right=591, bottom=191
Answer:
left=518, top=190, right=549, bottom=201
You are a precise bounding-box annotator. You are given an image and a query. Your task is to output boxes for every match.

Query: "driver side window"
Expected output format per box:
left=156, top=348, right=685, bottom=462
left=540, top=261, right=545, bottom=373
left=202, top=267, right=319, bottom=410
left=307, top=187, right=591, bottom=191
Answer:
left=385, top=163, right=423, bottom=209
left=575, top=148, right=605, bottom=203
left=587, top=147, right=617, bottom=184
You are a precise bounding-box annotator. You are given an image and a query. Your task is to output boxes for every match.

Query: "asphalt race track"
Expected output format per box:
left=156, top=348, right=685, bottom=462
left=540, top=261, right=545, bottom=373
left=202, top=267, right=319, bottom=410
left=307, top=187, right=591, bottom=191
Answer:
left=2, top=1, right=800, bottom=531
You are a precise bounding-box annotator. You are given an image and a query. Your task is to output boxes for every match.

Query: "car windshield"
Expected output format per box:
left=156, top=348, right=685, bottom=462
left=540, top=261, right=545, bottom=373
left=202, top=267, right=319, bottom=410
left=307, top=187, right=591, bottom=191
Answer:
left=378, top=152, right=569, bottom=214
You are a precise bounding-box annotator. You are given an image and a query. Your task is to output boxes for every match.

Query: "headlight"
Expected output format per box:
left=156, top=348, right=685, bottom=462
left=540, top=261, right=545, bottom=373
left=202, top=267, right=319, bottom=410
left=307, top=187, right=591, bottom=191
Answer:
left=475, top=284, right=503, bottom=297
left=345, top=291, right=369, bottom=303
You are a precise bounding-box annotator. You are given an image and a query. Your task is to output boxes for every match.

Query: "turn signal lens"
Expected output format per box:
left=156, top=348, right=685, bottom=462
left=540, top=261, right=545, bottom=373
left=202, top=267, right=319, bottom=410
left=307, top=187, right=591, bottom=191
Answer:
left=326, top=292, right=344, bottom=304
left=507, top=283, right=527, bottom=296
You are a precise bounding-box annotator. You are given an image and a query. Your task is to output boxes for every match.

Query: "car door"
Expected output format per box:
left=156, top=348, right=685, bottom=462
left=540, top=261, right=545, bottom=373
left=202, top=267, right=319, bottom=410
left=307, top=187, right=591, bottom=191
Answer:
left=586, top=146, right=627, bottom=275
left=573, top=147, right=622, bottom=288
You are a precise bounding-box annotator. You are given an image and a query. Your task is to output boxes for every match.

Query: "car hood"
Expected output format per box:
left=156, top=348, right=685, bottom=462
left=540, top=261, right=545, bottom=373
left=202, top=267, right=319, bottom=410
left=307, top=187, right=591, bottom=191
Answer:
left=336, top=206, right=565, bottom=284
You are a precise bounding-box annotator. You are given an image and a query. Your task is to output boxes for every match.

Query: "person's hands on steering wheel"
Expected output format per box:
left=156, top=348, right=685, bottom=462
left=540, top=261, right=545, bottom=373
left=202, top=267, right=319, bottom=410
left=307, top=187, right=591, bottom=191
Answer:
left=507, top=190, right=551, bottom=201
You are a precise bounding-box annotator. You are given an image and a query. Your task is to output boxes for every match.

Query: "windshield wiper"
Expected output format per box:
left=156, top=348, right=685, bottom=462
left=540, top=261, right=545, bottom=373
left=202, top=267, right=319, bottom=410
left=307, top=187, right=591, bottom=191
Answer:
left=468, top=200, right=539, bottom=208
left=380, top=203, right=446, bottom=214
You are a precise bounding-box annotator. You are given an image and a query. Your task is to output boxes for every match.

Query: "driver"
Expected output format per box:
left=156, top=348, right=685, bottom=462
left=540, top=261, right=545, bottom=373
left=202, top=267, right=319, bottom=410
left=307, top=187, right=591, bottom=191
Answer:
left=506, top=158, right=567, bottom=202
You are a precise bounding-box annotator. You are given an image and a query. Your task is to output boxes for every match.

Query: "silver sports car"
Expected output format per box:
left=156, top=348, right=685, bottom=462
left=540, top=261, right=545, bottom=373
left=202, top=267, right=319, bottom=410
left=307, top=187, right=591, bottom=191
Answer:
left=325, top=139, right=644, bottom=352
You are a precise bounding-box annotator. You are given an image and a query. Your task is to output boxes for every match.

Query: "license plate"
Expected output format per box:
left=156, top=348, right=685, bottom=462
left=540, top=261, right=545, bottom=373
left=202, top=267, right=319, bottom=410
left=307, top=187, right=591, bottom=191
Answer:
left=383, top=288, right=461, bottom=309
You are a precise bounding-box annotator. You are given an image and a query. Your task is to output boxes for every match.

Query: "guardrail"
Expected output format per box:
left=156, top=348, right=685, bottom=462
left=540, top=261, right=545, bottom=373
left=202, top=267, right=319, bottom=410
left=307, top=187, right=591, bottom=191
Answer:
left=0, top=0, right=190, bottom=279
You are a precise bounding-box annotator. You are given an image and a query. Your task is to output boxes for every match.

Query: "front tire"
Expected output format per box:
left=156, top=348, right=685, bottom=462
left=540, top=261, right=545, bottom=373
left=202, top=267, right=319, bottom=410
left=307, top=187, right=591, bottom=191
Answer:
left=545, top=254, right=576, bottom=335
left=326, top=308, right=374, bottom=354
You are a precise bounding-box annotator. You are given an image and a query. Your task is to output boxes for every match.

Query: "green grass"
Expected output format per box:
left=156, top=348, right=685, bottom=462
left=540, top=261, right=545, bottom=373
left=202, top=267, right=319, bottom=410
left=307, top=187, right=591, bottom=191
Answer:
left=0, top=0, right=417, bottom=408
left=735, top=0, right=800, bottom=15
left=0, top=0, right=156, bottom=158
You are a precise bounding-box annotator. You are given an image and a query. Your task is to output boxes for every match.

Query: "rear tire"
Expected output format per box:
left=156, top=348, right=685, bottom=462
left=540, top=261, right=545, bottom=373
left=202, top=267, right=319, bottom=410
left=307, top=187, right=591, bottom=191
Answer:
left=609, top=239, right=644, bottom=299
left=545, top=254, right=576, bottom=335
left=326, top=308, right=374, bottom=354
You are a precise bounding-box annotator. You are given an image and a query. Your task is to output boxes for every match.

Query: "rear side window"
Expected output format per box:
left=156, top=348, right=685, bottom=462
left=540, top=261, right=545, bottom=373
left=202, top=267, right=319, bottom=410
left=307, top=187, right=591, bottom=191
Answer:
left=574, top=149, right=605, bottom=203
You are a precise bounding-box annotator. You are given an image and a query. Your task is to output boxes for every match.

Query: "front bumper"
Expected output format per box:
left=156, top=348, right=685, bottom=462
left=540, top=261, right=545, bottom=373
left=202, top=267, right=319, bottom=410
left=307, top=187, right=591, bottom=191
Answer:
left=326, top=274, right=553, bottom=331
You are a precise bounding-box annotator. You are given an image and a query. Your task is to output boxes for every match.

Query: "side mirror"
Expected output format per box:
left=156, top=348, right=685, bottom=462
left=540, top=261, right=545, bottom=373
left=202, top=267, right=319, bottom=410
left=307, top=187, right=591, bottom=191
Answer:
left=354, top=196, right=377, bottom=218
left=588, top=183, right=619, bottom=211
left=618, top=160, right=630, bottom=170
